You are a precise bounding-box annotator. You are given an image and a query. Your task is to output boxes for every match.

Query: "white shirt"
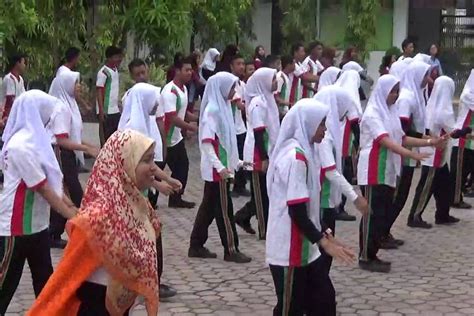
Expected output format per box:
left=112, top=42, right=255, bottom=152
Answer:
left=276, top=71, right=291, bottom=115
left=453, top=101, right=474, bottom=150
left=288, top=62, right=309, bottom=103
left=302, top=56, right=324, bottom=97
left=162, top=81, right=188, bottom=147
left=397, top=92, right=420, bottom=167
left=96, top=65, right=120, bottom=115
left=56, top=65, right=71, bottom=77
left=266, top=141, right=321, bottom=267
left=200, top=123, right=230, bottom=182
left=1, top=72, right=25, bottom=109
left=232, top=80, right=247, bottom=135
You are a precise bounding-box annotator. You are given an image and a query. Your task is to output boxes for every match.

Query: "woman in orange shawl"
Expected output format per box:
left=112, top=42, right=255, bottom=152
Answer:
left=28, top=129, right=161, bottom=315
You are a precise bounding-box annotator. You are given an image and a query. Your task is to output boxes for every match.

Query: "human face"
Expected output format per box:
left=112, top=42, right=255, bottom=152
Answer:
left=350, top=49, right=359, bottom=60
left=227, top=83, right=237, bottom=100
left=110, top=54, right=123, bottom=68
left=390, top=55, right=396, bottom=64
left=312, top=45, right=323, bottom=60
left=386, top=83, right=400, bottom=106
left=230, top=58, right=245, bottom=77
left=134, top=144, right=157, bottom=191
left=17, top=58, right=27, bottom=74
left=272, top=59, right=282, bottom=71
left=245, top=64, right=255, bottom=78
left=177, top=63, right=193, bottom=84
left=430, top=44, right=438, bottom=57
left=286, top=62, right=296, bottom=74
left=294, top=46, right=306, bottom=62
left=404, top=43, right=414, bottom=56
left=271, top=74, right=278, bottom=92
left=258, top=46, right=265, bottom=57
left=311, top=118, right=327, bottom=143
left=420, top=70, right=430, bottom=88
left=130, top=65, right=149, bottom=83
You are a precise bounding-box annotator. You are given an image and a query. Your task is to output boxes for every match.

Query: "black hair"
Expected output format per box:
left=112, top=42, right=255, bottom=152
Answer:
left=428, top=43, right=440, bottom=56
left=263, top=55, right=280, bottom=68
left=173, top=52, right=184, bottom=66
left=128, top=58, right=146, bottom=73
left=245, top=60, right=254, bottom=66
left=291, top=42, right=305, bottom=55
left=254, top=45, right=265, bottom=59
left=6, top=54, right=27, bottom=73
left=281, top=55, right=295, bottom=69
left=401, top=38, right=414, bottom=51
left=175, top=56, right=193, bottom=70
left=308, top=41, right=323, bottom=52
left=65, top=47, right=80, bottom=62
left=231, top=53, right=244, bottom=63
left=105, top=46, right=123, bottom=59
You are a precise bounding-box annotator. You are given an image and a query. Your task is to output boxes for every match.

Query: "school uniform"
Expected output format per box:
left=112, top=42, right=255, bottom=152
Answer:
left=317, top=67, right=341, bottom=91
left=288, top=62, right=309, bottom=105
left=96, top=65, right=120, bottom=142
left=302, top=56, right=324, bottom=98
left=231, top=80, right=248, bottom=193
left=1, top=72, right=25, bottom=121
left=0, top=91, right=64, bottom=313
left=267, top=99, right=334, bottom=316
left=275, top=71, right=291, bottom=116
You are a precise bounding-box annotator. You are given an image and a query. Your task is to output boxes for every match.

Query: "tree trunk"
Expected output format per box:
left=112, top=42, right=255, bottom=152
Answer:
left=271, top=0, right=283, bottom=55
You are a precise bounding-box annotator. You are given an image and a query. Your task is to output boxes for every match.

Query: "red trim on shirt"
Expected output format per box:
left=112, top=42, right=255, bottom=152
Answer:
left=433, top=129, right=446, bottom=168
left=164, top=112, right=177, bottom=137
left=201, top=138, right=214, bottom=144
left=2, top=95, right=15, bottom=120
left=289, top=221, right=303, bottom=266
left=295, top=152, right=307, bottom=163
left=172, top=80, right=185, bottom=92
left=459, top=110, right=472, bottom=148
left=287, top=197, right=310, bottom=206
left=374, top=133, right=389, bottom=143
left=55, top=133, right=69, bottom=139
left=367, top=133, right=388, bottom=184
left=289, top=75, right=299, bottom=105
left=348, top=118, right=359, bottom=123
left=321, top=165, right=336, bottom=172
left=254, top=126, right=266, bottom=132
left=30, top=178, right=47, bottom=191
left=342, top=118, right=352, bottom=157
left=11, top=180, right=27, bottom=235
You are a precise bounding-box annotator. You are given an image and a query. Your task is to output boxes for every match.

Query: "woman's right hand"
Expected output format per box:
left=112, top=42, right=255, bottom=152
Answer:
left=319, top=237, right=356, bottom=265
left=410, top=151, right=430, bottom=162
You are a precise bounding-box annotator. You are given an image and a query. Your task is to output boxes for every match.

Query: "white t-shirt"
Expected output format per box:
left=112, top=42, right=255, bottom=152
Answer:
left=266, top=141, right=321, bottom=267
left=288, top=62, right=309, bottom=104
left=318, top=135, right=341, bottom=208
left=0, top=134, right=50, bottom=236
left=162, top=81, right=188, bottom=147
left=56, top=65, right=71, bottom=77
left=200, top=123, right=231, bottom=182
left=48, top=104, right=73, bottom=144
left=231, top=80, right=247, bottom=135
left=276, top=71, right=290, bottom=115
left=397, top=93, right=421, bottom=167
left=302, top=56, right=324, bottom=97
left=357, top=116, right=398, bottom=188
left=96, top=65, right=120, bottom=115
left=1, top=73, right=25, bottom=115
left=453, top=101, right=474, bottom=150
left=421, top=124, right=451, bottom=168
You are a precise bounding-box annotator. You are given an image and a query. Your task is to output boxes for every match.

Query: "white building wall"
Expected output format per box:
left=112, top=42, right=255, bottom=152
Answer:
left=251, top=0, right=272, bottom=54
left=393, top=0, right=409, bottom=48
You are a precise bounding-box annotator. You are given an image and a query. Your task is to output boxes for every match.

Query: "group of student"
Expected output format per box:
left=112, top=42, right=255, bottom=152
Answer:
left=0, top=36, right=473, bottom=315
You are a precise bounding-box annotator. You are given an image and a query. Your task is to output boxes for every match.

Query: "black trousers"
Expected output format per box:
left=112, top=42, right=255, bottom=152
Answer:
left=269, top=259, right=336, bottom=316
left=338, top=157, right=354, bottom=212
left=386, top=165, right=414, bottom=235
left=190, top=180, right=239, bottom=255
left=77, top=281, right=130, bottom=315
left=359, top=185, right=394, bottom=261
left=233, top=133, right=247, bottom=191
left=50, top=149, right=84, bottom=239
left=234, top=171, right=269, bottom=239
left=450, top=147, right=474, bottom=204
left=103, top=113, right=121, bottom=142
left=320, top=208, right=336, bottom=275
left=409, top=164, right=452, bottom=221
left=165, top=140, right=189, bottom=202
left=0, top=229, right=53, bottom=313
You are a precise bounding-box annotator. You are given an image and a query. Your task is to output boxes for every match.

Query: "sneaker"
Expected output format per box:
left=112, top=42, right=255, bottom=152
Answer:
left=359, top=258, right=391, bottom=273
left=159, top=284, right=177, bottom=299
left=373, top=256, right=392, bottom=266
left=335, top=210, right=356, bottom=221
left=51, top=238, right=67, bottom=249
left=451, top=201, right=472, bottom=209
left=188, top=247, right=217, bottom=259
left=379, top=236, right=398, bottom=250
left=407, top=218, right=432, bottom=229
left=235, top=217, right=256, bottom=235
left=387, top=233, right=404, bottom=246
left=169, top=198, right=195, bottom=209
left=224, top=252, right=252, bottom=263
left=435, top=216, right=460, bottom=225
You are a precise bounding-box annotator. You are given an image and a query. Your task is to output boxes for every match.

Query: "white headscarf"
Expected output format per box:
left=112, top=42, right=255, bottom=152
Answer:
left=459, top=69, right=474, bottom=113
left=118, top=83, right=162, bottom=161
left=245, top=67, right=280, bottom=153
left=425, top=76, right=455, bottom=132
left=49, top=70, right=84, bottom=165
left=342, top=61, right=364, bottom=73
left=314, top=86, right=357, bottom=171
left=335, top=69, right=362, bottom=114
left=1, top=90, right=63, bottom=195
left=389, top=59, right=412, bottom=80
left=201, top=48, right=220, bottom=72
left=318, top=67, right=341, bottom=90
left=413, top=53, right=431, bottom=64
left=362, top=75, right=403, bottom=176
left=199, top=72, right=239, bottom=171
left=267, top=99, right=330, bottom=202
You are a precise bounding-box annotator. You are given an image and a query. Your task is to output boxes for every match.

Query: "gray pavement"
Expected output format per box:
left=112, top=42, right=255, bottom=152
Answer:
left=4, top=123, right=474, bottom=315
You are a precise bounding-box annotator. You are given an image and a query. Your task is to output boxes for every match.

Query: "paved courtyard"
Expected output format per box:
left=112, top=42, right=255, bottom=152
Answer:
left=4, top=124, right=474, bottom=315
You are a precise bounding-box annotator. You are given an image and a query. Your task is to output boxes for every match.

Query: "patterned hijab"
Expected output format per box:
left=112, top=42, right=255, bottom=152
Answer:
left=70, top=129, right=160, bottom=315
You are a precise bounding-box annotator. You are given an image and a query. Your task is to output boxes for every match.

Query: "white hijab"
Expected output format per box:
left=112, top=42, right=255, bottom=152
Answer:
left=199, top=72, right=239, bottom=171
left=362, top=75, right=403, bottom=176
left=425, top=76, right=455, bottom=132
left=459, top=69, right=474, bottom=113
left=413, top=53, right=431, bottom=64
left=342, top=61, right=364, bottom=73
left=1, top=90, right=63, bottom=195
left=335, top=69, right=362, bottom=114
left=201, top=48, right=220, bottom=71
left=49, top=70, right=84, bottom=165
left=389, top=59, right=412, bottom=80
left=267, top=99, right=330, bottom=202
left=318, top=67, right=341, bottom=91
left=119, top=83, right=162, bottom=161
left=245, top=67, right=280, bottom=153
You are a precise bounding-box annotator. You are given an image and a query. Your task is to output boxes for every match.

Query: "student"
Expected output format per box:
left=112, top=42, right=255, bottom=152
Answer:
left=320, top=47, right=337, bottom=69
left=262, top=55, right=281, bottom=71
left=96, top=46, right=123, bottom=144
left=1, top=54, right=27, bottom=122
left=314, top=86, right=369, bottom=273
left=289, top=43, right=318, bottom=105
left=388, top=58, right=412, bottom=80
left=399, top=38, right=415, bottom=60
left=48, top=70, right=100, bottom=249
left=166, top=52, right=184, bottom=83
left=229, top=54, right=250, bottom=197
left=162, top=56, right=198, bottom=208
left=189, top=72, right=251, bottom=263
left=274, top=55, right=295, bottom=117
left=200, top=48, right=220, bottom=82
left=235, top=67, right=280, bottom=240
left=357, top=75, right=444, bottom=273
left=450, top=69, right=474, bottom=209
left=379, top=55, right=396, bottom=76
left=216, top=44, right=239, bottom=73
left=28, top=130, right=161, bottom=315
left=0, top=91, right=77, bottom=313
left=254, top=45, right=266, bottom=69
left=244, top=61, right=256, bottom=82
left=57, top=47, right=81, bottom=76
left=428, top=44, right=443, bottom=75
left=266, top=99, right=355, bottom=316
left=409, top=76, right=470, bottom=226
left=302, top=41, right=325, bottom=98
left=317, top=66, right=341, bottom=91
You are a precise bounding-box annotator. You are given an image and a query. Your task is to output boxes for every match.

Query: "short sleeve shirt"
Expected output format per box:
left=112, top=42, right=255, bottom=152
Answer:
left=276, top=71, right=290, bottom=115
left=266, top=142, right=321, bottom=267
left=453, top=101, right=474, bottom=150
left=162, top=81, right=188, bottom=147
left=200, top=123, right=229, bottom=182
left=302, top=56, right=324, bottom=98
left=96, top=65, right=120, bottom=115
left=288, top=62, right=308, bottom=104
left=0, top=133, right=50, bottom=236
left=421, top=122, right=451, bottom=168
left=318, top=135, right=341, bottom=208
left=1, top=73, right=25, bottom=107
left=397, top=93, right=420, bottom=167
left=231, top=80, right=247, bottom=135
left=49, top=104, right=73, bottom=144
left=243, top=97, right=269, bottom=171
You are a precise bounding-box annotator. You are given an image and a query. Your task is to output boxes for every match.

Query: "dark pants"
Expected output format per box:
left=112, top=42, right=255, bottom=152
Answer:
left=50, top=149, right=84, bottom=239
left=450, top=147, right=474, bottom=204
left=234, top=171, right=269, bottom=239
left=165, top=140, right=189, bottom=202
left=103, top=113, right=121, bottom=142
left=409, top=164, right=452, bottom=221
left=0, top=229, right=53, bottom=313
left=233, top=133, right=247, bottom=192
left=386, top=165, right=414, bottom=235
left=338, top=157, right=354, bottom=213
left=190, top=181, right=239, bottom=255
left=269, top=259, right=336, bottom=316
left=320, top=208, right=336, bottom=275
left=77, top=281, right=130, bottom=315
left=359, top=185, right=394, bottom=261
